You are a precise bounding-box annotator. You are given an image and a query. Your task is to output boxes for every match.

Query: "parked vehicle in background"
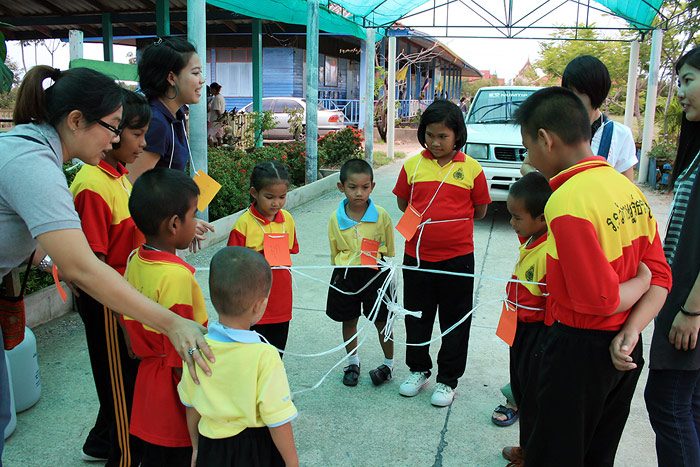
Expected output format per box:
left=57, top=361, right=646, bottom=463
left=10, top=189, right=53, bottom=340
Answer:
left=464, top=86, right=542, bottom=201
left=241, top=97, right=346, bottom=140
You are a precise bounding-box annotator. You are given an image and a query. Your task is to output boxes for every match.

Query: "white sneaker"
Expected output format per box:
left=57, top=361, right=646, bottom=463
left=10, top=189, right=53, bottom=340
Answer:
left=399, top=371, right=429, bottom=397
left=431, top=382, right=455, bottom=407
left=80, top=449, right=108, bottom=462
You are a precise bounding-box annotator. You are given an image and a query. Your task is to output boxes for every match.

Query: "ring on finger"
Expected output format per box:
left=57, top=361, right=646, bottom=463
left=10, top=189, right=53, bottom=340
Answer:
left=187, top=347, right=198, bottom=356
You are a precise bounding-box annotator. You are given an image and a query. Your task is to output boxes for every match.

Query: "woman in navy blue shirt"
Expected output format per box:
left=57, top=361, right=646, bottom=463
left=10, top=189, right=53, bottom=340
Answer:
left=128, top=36, right=213, bottom=248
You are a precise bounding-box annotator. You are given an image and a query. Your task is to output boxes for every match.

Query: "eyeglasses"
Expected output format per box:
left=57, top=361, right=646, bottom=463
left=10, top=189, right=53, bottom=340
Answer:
left=96, top=119, right=122, bottom=137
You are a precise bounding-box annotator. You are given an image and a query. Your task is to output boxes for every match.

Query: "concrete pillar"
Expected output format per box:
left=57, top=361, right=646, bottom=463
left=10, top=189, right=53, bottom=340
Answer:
left=364, top=28, right=375, bottom=165
left=101, top=13, right=113, bottom=62
left=305, top=0, right=319, bottom=183
left=387, top=35, right=396, bottom=160
left=187, top=0, right=208, bottom=218
left=624, top=40, right=640, bottom=129
left=639, top=29, right=663, bottom=184
left=69, top=30, right=83, bottom=61
left=359, top=40, right=367, bottom=130
left=252, top=19, right=263, bottom=147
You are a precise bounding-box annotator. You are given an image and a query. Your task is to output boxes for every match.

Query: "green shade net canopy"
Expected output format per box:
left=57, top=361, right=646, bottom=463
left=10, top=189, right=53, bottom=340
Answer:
left=208, top=0, right=664, bottom=40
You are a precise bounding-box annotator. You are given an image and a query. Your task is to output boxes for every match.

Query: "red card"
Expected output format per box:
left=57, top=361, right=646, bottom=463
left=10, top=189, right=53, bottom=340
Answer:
left=51, top=264, right=68, bottom=303
left=360, top=238, right=381, bottom=269
left=263, top=233, right=292, bottom=266
left=496, top=301, right=517, bottom=347
left=396, top=204, right=422, bottom=241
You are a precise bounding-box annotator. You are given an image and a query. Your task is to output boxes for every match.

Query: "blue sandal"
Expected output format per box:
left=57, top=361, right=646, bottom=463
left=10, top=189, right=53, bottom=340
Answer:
left=492, top=404, right=519, bottom=427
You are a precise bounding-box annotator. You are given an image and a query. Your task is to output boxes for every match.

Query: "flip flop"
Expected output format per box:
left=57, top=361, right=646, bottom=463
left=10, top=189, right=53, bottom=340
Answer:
left=491, top=404, right=519, bottom=427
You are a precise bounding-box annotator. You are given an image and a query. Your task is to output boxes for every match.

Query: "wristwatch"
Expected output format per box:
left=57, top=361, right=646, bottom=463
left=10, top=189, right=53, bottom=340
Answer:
left=38, top=255, right=53, bottom=273
left=680, top=305, right=700, bottom=317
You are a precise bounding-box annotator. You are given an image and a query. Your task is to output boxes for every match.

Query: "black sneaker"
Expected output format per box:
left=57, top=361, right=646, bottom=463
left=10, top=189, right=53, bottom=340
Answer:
left=343, top=364, right=360, bottom=386
left=369, top=364, right=392, bottom=386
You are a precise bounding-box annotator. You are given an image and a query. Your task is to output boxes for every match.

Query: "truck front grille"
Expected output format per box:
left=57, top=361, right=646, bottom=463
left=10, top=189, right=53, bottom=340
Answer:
left=494, top=147, right=527, bottom=162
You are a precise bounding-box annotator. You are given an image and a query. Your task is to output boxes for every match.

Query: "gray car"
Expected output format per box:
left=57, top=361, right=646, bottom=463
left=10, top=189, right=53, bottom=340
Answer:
left=241, top=97, right=346, bottom=140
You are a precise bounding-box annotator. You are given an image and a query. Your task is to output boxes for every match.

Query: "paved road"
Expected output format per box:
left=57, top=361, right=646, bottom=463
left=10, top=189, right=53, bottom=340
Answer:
left=5, top=154, right=669, bottom=466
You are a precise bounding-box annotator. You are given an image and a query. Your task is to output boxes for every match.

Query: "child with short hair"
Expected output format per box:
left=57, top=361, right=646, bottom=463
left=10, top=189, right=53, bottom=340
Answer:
left=178, top=246, right=298, bottom=467
left=69, top=88, right=151, bottom=465
left=495, top=172, right=551, bottom=461
left=393, top=99, right=491, bottom=407
left=227, top=161, right=299, bottom=355
left=514, top=87, right=672, bottom=466
left=122, top=167, right=207, bottom=467
left=326, top=158, right=395, bottom=386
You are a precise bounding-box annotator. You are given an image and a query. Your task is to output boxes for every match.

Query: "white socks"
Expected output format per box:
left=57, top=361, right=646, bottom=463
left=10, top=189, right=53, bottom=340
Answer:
left=383, top=358, right=394, bottom=370
left=348, top=354, right=360, bottom=366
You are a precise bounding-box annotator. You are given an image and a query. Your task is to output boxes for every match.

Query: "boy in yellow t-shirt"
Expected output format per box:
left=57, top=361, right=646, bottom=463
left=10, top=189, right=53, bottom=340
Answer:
left=178, top=246, right=298, bottom=467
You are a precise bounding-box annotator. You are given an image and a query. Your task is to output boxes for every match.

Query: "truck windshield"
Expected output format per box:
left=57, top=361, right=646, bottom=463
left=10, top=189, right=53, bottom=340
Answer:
left=467, top=90, right=537, bottom=124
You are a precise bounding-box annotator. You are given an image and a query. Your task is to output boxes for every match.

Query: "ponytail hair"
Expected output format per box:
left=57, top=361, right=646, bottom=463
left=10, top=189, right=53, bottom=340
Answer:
left=14, top=66, right=123, bottom=128
left=250, top=160, right=289, bottom=192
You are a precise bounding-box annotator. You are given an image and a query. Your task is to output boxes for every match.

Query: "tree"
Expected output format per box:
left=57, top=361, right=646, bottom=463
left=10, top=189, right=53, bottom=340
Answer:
left=373, top=41, right=441, bottom=141
left=535, top=26, right=631, bottom=114
left=41, top=38, right=65, bottom=68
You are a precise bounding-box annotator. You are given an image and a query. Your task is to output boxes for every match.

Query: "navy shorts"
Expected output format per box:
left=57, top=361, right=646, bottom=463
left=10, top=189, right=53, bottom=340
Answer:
left=326, top=267, right=390, bottom=323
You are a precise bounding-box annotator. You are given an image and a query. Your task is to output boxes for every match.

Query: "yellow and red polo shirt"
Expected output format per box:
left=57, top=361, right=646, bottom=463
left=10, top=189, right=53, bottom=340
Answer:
left=393, top=149, right=491, bottom=261
left=507, top=233, right=548, bottom=323
left=70, top=161, right=144, bottom=274
left=545, top=156, right=672, bottom=331
left=122, top=246, right=208, bottom=447
left=227, top=204, right=299, bottom=324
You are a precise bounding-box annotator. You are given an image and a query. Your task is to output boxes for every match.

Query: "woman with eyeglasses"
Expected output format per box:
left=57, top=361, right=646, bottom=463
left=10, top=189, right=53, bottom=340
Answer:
left=0, top=65, right=214, bottom=462
left=126, top=36, right=213, bottom=250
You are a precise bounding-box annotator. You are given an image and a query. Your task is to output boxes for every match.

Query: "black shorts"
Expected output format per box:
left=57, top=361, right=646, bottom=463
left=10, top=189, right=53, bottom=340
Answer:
left=196, top=427, right=284, bottom=467
left=326, top=267, right=390, bottom=323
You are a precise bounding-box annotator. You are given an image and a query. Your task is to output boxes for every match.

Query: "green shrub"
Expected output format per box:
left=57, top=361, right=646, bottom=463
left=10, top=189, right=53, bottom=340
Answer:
left=317, top=127, right=363, bottom=168
left=648, top=134, right=677, bottom=163
left=207, top=144, right=307, bottom=221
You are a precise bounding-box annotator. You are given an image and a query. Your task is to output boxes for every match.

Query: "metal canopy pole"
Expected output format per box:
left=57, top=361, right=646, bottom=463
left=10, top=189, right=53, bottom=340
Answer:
left=387, top=35, right=396, bottom=160
left=101, top=13, right=113, bottom=62
left=624, top=39, right=639, bottom=130
left=364, top=28, right=375, bottom=165
left=252, top=19, right=263, bottom=147
left=187, top=0, right=208, bottom=219
left=305, top=0, right=319, bottom=183
left=639, top=28, right=663, bottom=184
left=156, top=0, right=170, bottom=37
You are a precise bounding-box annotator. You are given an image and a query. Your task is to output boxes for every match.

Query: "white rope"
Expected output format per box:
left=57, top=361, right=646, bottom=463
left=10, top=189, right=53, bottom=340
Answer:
left=193, top=255, right=548, bottom=393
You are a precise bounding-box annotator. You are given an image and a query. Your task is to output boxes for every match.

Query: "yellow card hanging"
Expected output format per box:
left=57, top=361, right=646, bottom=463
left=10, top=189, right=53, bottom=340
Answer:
left=360, top=238, right=381, bottom=269
left=263, top=233, right=292, bottom=266
left=396, top=204, right=422, bottom=241
left=193, top=170, right=222, bottom=213
left=496, top=301, right=517, bottom=347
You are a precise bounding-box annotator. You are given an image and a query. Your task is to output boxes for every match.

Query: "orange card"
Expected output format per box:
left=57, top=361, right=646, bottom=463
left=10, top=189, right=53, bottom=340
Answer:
left=360, top=238, right=381, bottom=269
left=396, top=204, right=422, bottom=241
left=263, top=233, right=292, bottom=266
left=51, top=264, right=68, bottom=303
left=193, top=170, right=222, bottom=213
left=496, top=301, right=517, bottom=346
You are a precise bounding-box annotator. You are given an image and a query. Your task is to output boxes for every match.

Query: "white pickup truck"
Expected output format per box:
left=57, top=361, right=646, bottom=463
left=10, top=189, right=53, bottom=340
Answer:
left=464, top=86, right=542, bottom=201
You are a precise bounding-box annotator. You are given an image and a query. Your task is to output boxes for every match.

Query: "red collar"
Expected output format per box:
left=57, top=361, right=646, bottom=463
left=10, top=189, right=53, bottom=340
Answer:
left=421, top=149, right=466, bottom=163
left=137, top=245, right=195, bottom=274
left=249, top=203, right=284, bottom=224
left=97, top=160, right=128, bottom=178
left=549, top=156, right=610, bottom=191
left=525, top=232, right=547, bottom=250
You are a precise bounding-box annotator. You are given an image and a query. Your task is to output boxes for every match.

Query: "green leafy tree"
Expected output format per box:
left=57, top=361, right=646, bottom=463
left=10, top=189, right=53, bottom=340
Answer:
left=535, top=26, right=631, bottom=114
